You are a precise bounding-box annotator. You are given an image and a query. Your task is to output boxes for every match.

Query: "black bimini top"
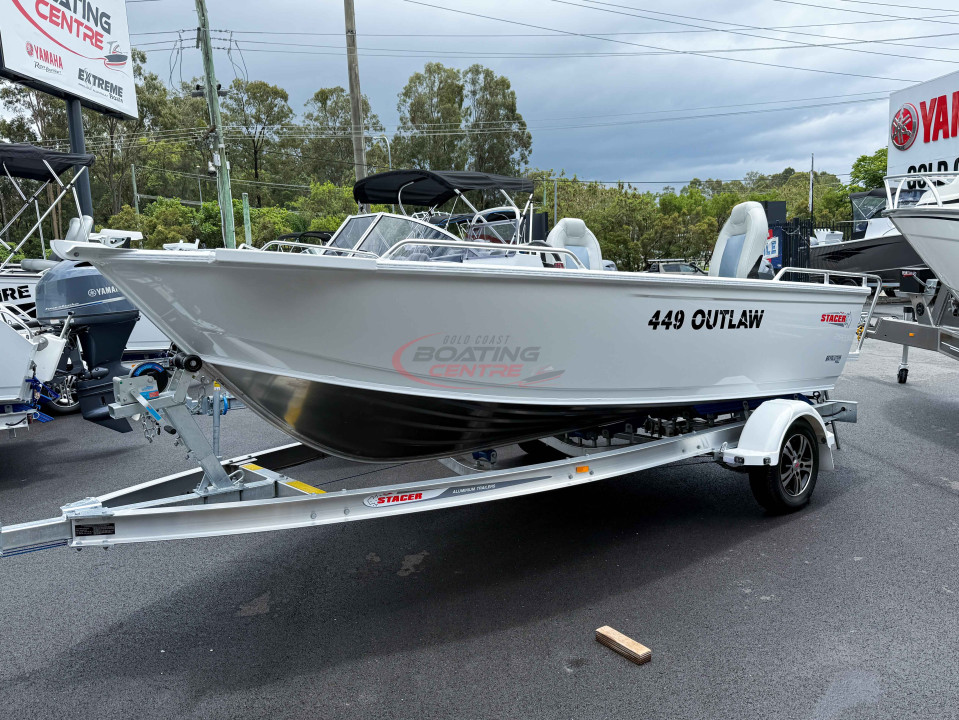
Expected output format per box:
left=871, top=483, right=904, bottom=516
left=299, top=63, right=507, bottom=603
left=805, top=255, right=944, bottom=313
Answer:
left=353, top=169, right=534, bottom=207
left=849, top=188, right=886, bottom=200
left=0, top=143, right=95, bottom=182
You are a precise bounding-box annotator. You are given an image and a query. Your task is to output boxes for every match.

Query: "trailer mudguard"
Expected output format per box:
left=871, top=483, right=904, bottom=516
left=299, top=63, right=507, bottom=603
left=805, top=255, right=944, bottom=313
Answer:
left=723, top=398, right=834, bottom=471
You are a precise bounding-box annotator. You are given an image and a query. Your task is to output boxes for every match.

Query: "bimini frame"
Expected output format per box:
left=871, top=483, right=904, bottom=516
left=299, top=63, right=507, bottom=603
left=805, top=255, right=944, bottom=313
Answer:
left=0, top=147, right=93, bottom=271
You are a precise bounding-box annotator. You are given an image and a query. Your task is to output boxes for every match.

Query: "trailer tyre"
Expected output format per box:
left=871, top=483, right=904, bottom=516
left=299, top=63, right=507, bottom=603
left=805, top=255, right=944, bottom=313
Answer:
left=46, top=372, right=80, bottom=415
left=748, top=421, right=819, bottom=514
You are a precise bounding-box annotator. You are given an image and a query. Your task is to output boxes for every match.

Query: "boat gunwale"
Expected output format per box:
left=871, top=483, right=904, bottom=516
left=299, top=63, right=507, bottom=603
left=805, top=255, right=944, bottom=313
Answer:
left=64, top=242, right=872, bottom=297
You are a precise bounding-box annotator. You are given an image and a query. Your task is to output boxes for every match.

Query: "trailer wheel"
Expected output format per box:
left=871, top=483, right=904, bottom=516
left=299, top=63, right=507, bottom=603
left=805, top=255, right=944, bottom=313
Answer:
left=748, top=421, right=819, bottom=513
left=46, top=373, right=80, bottom=415
left=897, top=368, right=908, bottom=384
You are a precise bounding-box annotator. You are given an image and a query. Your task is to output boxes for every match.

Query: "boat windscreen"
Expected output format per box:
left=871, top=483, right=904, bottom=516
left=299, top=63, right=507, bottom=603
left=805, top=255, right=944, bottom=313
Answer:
left=851, top=194, right=886, bottom=222
left=357, top=216, right=452, bottom=257
left=329, top=215, right=376, bottom=249
left=466, top=218, right=518, bottom=243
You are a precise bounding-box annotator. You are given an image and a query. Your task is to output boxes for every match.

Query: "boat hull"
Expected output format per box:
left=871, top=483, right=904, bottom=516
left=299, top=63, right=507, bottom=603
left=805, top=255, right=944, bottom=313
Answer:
left=59, top=244, right=869, bottom=461
left=809, top=233, right=927, bottom=284
left=887, top=207, right=959, bottom=295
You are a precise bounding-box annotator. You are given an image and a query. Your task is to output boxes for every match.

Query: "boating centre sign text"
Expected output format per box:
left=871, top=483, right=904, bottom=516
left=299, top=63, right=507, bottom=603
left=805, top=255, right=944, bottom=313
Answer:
left=0, top=0, right=138, bottom=118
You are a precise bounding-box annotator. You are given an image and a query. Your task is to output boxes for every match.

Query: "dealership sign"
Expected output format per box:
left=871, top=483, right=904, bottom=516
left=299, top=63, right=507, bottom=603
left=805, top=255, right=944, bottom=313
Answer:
left=0, top=0, right=137, bottom=118
left=888, top=69, right=959, bottom=179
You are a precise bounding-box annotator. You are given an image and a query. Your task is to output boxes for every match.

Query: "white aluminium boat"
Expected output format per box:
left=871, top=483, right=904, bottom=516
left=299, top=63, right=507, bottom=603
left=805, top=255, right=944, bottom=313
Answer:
left=54, top=171, right=874, bottom=462
left=884, top=173, right=959, bottom=295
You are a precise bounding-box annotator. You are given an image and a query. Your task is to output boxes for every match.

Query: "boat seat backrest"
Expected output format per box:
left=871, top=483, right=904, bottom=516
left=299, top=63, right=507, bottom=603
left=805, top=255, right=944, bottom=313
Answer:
left=63, top=215, right=95, bottom=244
left=546, top=218, right=603, bottom=270
left=709, top=202, right=768, bottom=278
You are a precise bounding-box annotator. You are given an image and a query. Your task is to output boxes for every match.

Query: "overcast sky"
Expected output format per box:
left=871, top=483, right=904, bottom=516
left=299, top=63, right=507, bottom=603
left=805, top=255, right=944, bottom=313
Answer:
left=128, top=0, right=959, bottom=188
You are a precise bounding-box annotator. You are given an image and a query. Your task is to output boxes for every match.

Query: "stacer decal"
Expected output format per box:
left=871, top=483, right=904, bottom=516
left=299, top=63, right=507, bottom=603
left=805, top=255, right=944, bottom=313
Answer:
left=363, top=476, right=550, bottom=508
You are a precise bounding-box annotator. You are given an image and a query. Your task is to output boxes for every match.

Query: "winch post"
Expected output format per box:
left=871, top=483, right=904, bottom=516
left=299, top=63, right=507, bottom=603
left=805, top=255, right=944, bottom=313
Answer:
left=110, top=369, right=236, bottom=492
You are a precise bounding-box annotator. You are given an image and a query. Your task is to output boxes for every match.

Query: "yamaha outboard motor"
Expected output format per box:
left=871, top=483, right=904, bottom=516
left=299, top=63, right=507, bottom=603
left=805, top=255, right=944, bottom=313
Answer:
left=34, top=261, right=137, bottom=432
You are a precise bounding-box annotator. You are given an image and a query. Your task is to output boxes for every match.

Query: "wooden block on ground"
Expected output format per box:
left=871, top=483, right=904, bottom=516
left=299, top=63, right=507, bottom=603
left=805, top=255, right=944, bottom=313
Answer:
left=595, top=625, right=652, bottom=665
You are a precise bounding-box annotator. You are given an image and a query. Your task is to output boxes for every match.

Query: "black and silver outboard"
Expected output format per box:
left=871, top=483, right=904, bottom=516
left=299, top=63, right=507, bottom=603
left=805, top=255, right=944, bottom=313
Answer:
left=33, top=218, right=139, bottom=432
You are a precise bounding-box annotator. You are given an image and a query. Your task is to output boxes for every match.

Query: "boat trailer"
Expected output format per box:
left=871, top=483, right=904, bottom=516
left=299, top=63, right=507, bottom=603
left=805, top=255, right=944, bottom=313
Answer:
left=0, top=353, right=861, bottom=556
left=866, top=274, right=959, bottom=383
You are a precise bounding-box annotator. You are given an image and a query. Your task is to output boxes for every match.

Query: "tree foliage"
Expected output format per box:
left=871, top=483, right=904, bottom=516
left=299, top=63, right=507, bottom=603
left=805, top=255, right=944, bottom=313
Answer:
left=221, top=78, right=294, bottom=207
left=1, top=56, right=871, bottom=266
left=850, top=147, right=888, bottom=191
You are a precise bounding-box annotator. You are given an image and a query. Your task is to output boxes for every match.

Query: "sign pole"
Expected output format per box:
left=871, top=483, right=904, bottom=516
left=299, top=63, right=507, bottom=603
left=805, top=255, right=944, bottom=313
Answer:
left=66, top=98, right=94, bottom=219
left=195, top=0, right=236, bottom=248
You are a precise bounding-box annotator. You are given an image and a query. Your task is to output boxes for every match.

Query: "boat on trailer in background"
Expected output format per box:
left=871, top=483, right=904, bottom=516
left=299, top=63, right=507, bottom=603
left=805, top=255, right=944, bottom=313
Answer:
left=866, top=172, right=959, bottom=383
left=809, top=187, right=933, bottom=296
left=0, top=143, right=171, bottom=421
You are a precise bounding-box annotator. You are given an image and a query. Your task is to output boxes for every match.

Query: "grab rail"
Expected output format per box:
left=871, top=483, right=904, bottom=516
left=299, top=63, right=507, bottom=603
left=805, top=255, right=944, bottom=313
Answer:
left=773, top=267, right=883, bottom=357
left=884, top=171, right=959, bottom=209
left=380, top=239, right=588, bottom=269
left=238, top=240, right=379, bottom=258
left=0, top=304, right=36, bottom=337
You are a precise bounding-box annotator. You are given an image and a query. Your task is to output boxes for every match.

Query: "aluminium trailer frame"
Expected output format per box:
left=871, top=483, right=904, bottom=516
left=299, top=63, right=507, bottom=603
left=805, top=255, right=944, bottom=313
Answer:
left=0, top=360, right=859, bottom=557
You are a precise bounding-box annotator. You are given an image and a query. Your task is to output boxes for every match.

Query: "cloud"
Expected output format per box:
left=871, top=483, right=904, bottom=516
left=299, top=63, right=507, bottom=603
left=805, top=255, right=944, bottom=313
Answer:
left=129, top=0, right=954, bottom=187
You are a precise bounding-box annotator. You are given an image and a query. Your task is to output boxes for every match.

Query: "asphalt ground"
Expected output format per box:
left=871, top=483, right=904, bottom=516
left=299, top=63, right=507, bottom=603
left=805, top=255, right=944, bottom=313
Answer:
left=1, top=327, right=957, bottom=719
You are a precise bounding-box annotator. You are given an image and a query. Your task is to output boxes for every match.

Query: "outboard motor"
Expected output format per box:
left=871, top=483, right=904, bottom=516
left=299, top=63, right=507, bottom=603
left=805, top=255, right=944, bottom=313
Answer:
left=34, top=261, right=137, bottom=432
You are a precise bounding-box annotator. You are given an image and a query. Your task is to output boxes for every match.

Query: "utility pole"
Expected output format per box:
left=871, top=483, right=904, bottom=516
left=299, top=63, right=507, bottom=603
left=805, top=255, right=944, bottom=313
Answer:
left=195, top=0, right=236, bottom=247
left=131, top=164, right=139, bottom=214
left=344, top=0, right=367, bottom=184
left=554, top=177, right=558, bottom=225
left=809, top=153, right=815, bottom=226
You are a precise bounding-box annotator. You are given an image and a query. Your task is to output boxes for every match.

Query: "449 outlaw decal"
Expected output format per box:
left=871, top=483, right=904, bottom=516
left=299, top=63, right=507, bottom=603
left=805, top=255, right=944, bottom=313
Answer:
left=648, top=309, right=765, bottom=331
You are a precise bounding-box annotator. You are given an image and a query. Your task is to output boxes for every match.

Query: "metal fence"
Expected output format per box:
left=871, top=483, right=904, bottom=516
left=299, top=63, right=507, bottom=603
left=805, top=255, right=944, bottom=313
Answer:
left=772, top=218, right=811, bottom=273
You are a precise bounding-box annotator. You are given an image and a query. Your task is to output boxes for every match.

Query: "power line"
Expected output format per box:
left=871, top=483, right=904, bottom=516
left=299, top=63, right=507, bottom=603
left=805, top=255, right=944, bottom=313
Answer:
left=832, top=0, right=953, bottom=10
left=62, top=93, right=888, bottom=155
left=136, top=164, right=317, bottom=190
left=135, top=10, right=959, bottom=38
left=186, top=31, right=959, bottom=61
left=771, top=0, right=959, bottom=25
left=223, top=96, right=885, bottom=140
left=400, top=0, right=920, bottom=81
left=134, top=162, right=853, bottom=191
left=568, top=0, right=959, bottom=59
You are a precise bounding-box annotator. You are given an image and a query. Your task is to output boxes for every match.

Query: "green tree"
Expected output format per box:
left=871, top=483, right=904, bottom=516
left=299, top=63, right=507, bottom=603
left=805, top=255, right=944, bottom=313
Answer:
left=394, top=62, right=465, bottom=171
left=301, top=87, right=384, bottom=185
left=222, top=78, right=294, bottom=206
left=850, top=147, right=888, bottom=191
left=462, top=64, right=531, bottom=176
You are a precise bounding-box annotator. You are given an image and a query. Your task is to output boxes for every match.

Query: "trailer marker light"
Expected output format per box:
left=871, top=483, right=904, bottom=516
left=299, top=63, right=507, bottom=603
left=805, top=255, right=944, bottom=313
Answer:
left=909, top=332, right=915, bottom=337
left=576, top=465, right=590, bottom=474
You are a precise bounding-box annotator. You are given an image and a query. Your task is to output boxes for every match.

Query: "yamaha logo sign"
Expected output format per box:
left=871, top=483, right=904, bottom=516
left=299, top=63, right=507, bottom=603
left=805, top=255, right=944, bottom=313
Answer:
left=891, top=103, right=919, bottom=151
left=25, top=41, right=33, bottom=56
